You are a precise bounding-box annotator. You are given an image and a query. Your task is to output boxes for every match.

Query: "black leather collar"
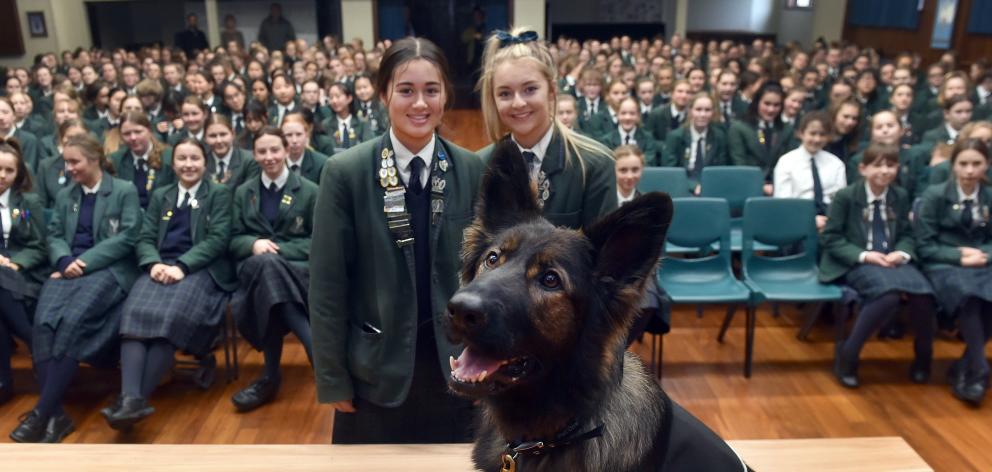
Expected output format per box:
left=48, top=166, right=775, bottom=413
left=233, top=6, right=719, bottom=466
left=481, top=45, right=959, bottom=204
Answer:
left=503, top=419, right=605, bottom=460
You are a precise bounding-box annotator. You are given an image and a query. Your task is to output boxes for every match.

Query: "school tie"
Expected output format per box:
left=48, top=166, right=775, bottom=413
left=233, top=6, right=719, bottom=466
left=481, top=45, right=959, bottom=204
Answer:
left=624, top=133, right=631, bottom=145
left=179, top=191, right=191, bottom=209
left=341, top=123, right=351, bottom=148
left=693, top=137, right=705, bottom=178
left=723, top=102, right=732, bottom=124
left=234, top=116, right=244, bottom=134
left=277, top=107, right=285, bottom=127
left=217, top=160, right=226, bottom=181
left=811, top=156, right=826, bottom=215
left=268, top=182, right=279, bottom=192
left=522, top=151, right=537, bottom=180
left=871, top=200, right=888, bottom=253
left=290, top=164, right=300, bottom=175
left=408, top=156, right=425, bottom=194
left=762, top=122, right=774, bottom=154
left=962, top=199, right=975, bottom=228
left=670, top=111, right=682, bottom=130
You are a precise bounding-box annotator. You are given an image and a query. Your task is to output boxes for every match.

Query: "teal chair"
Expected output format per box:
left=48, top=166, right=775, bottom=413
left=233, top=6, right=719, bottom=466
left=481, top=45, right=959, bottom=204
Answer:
left=722, top=197, right=843, bottom=377
left=699, top=166, right=774, bottom=252
left=639, top=167, right=691, bottom=198
left=658, top=198, right=762, bottom=377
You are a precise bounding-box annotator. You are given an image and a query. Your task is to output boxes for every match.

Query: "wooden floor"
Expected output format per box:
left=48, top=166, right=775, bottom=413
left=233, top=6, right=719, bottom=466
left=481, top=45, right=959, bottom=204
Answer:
left=2, top=111, right=990, bottom=470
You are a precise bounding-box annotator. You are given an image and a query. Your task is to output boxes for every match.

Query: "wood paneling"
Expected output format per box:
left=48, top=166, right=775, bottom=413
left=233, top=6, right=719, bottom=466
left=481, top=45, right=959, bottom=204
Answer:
left=843, top=0, right=992, bottom=67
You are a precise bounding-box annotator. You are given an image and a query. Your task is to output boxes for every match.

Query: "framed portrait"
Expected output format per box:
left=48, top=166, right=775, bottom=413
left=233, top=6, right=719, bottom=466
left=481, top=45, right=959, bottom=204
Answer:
left=931, top=0, right=959, bottom=49
left=27, top=11, right=46, bottom=38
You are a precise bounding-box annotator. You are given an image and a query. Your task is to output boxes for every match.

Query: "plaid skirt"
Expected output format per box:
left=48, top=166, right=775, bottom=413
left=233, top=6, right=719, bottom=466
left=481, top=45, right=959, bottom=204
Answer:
left=925, top=266, right=992, bottom=315
left=33, top=269, right=125, bottom=367
left=0, top=265, right=40, bottom=301
left=230, top=254, right=309, bottom=350
left=844, top=263, right=934, bottom=302
left=120, top=271, right=229, bottom=356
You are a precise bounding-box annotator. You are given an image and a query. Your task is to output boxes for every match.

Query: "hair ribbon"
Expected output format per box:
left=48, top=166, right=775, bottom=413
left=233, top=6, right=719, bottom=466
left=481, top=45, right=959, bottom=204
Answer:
left=495, top=30, right=539, bottom=48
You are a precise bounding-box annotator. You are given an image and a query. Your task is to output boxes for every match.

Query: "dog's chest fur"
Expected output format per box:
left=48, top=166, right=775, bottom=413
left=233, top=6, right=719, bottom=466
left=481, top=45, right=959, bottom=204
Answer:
left=471, top=353, right=665, bottom=472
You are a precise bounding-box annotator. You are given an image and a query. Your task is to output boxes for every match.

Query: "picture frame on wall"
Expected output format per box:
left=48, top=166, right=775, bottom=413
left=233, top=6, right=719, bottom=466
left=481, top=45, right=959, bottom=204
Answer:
left=931, top=0, right=958, bottom=49
left=27, top=11, right=46, bottom=38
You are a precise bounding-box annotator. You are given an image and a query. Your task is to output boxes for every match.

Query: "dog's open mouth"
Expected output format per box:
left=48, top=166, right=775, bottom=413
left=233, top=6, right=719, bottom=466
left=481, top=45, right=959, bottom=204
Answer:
left=448, top=346, right=538, bottom=396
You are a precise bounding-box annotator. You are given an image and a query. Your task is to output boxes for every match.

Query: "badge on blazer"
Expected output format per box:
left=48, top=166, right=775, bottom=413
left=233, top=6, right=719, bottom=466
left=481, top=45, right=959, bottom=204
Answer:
left=281, top=194, right=294, bottom=205
left=293, top=216, right=305, bottom=234
left=190, top=198, right=199, bottom=209
left=163, top=210, right=173, bottom=221
left=11, top=208, right=19, bottom=220
left=58, top=171, right=66, bottom=185
left=108, top=218, right=120, bottom=235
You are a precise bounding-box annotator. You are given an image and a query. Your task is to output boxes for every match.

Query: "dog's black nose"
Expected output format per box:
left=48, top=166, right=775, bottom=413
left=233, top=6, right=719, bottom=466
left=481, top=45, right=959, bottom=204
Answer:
left=447, top=291, right=488, bottom=334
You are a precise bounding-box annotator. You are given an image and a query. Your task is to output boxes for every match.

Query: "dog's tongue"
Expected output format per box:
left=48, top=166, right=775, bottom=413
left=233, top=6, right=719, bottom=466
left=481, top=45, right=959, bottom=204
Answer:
left=452, top=347, right=503, bottom=379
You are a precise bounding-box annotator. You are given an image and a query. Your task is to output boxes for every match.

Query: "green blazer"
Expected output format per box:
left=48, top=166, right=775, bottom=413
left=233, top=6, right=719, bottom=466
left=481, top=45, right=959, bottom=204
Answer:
left=229, top=171, right=318, bottom=267
left=819, top=183, right=916, bottom=282
left=727, top=119, right=791, bottom=180
left=915, top=181, right=992, bottom=270
left=662, top=124, right=730, bottom=174
left=3, top=191, right=49, bottom=287
left=287, top=148, right=328, bottom=184
left=308, top=135, right=484, bottom=406
left=13, top=128, right=42, bottom=175
left=48, top=174, right=142, bottom=291
left=110, top=146, right=177, bottom=195
left=601, top=126, right=661, bottom=166
left=311, top=134, right=337, bottom=156
left=319, top=115, right=374, bottom=151
left=929, top=160, right=992, bottom=187
left=920, top=124, right=954, bottom=147
left=577, top=99, right=609, bottom=137
left=356, top=99, right=389, bottom=136
left=586, top=111, right=618, bottom=144
left=207, top=148, right=257, bottom=190
left=477, top=131, right=618, bottom=230
left=646, top=105, right=683, bottom=143
left=33, top=154, right=70, bottom=208
left=847, top=145, right=930, bottom=199
left=136, top=180, right=237, bottom=291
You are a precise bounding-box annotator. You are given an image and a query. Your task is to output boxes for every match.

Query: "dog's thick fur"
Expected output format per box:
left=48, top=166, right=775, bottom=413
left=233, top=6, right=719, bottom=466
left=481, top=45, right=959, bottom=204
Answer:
left=444, top=140, right=746, bottom=471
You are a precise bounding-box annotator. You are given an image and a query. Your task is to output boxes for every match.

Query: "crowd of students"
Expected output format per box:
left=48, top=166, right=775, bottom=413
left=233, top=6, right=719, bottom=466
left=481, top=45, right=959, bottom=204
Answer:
left=0, top=27, right=991, bottom=445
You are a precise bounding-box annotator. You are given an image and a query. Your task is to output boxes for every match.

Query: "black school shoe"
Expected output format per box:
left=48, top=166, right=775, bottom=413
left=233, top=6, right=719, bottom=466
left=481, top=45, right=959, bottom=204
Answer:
left=231, top=376, right=280, bottom=412
left=952, top=371, right=990, bottom=407
left=41, top=412, right=75, bottom=443
left=10, top=410, right=48, bottom=443
left=833, top=351, right=860, bottom=389
left=100, top=395, right=125, bottom=421
left=909, top=355, right=931, bottom=384
left=105, top=396, right=155, bottom=431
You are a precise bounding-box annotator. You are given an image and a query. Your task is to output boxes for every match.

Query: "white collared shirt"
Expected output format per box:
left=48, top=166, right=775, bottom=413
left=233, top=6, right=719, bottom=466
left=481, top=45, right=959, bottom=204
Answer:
left=585, top=97, right=600, bottom=114
left=261, top=165, right=289, bottom=191
left=607, top=107, right=618, bottom=125
left=0, top=188, right=11, bottom=244
left=688, top=127, right=708, bottom=168
left=670, top=103, right=683, bottom=122
left=945, top=123, right=959, bottom=143
left=215, top=149, right=233, bottom=174
left=14, top=120, right=24, bottom=130
left=390, top=128, right=435, bottom=188
left=957, top=183, right=981, bottom=223
left=978, top=85, right=991, bottom=105
left=617, top=189, right=636, bottom=207
left=640, top=103, right=652, bottom=114
left=773, top=146, right=847, bottom=202
left=133, top=147, right=150, bottom=170
left=82, top=177, right=102, bottom=195
left=337, top=114, right=353, bottom=131
left=177, top=180, right=202, bottom=206
left=618, top=125, right=637, bottom=145
left=512, top=124, right=554, bottom=182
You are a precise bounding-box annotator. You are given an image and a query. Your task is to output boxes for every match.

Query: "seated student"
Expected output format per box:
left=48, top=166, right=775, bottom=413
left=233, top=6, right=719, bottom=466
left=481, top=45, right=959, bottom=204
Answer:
left=0, top=139, right=47, bottom=405
left=774, top=111, right=847, bottom=231
left=555, top=94, right=583, bottom=134
left=222, top=82, right=249, bottom=138
left=921, top=95, right=974, bottom=147
left=647, top=79, right=691, bottom=143
left=167, top=96, right=210, bottom=147
left=0, top=97, right=41, bottom=175
left=299, top=79, right=330, bottom=125
left=850, top=110, right=931, bottom=196
left=267, top=73, right=298, bottom=127
left=353, top=73, right=389, bottom=137
left=282, top=111, right=328, bottom=184
left=729, top=82, right=789, bottom=195
left=320, top=82, right=372, bottom=154
left=136, top=79, right=167, bottom=132
left=39, top=98, right=83, bottom=160
left=854, top=69, right=882, bottom=118
left=975, top=70, right=992, bottom=121
left=94, top=87, right=128, bottom=144
left=635, top=77, right=661, bottom=122
left=821, top=143, right=936, bottom=388
left=916, top=139, right=992, bottom=406
left=588, top=80, right=629, bottom=142
left=889, top=83, right=923, bottom=148
left=36, top=120, right=89, bottom=208
left=238, top=100, right=268, bottom=151
left=250, top=78, right=272, bottom=108
left=824, top=98, right=865, bottom=165
left=664, top=92, right=729, bottom=194
left=102, top=138, right=235, bottom=430
left=576, top=68, right=607, bottom=131
left=10, top=92, right=49, bottom=141
left=112, top=112, right=176, bottom=209
left=928, top=121, right=992, bottom=185
left=204, top=114, right=256, bottom=189
left=601, top=96, right=660, bottom=165
left=715, top=70, right=747, bottom=125
left=11, top=135, right=141, bottom=443
left=781, top=86, right=808, bottom=128
left=686, top=67, right=708, bottom=94
left=192, top=71, right=226, bottom=117
left=228, top=127, right=317, bottom=413
left=920, top=71, right=972, bottom=133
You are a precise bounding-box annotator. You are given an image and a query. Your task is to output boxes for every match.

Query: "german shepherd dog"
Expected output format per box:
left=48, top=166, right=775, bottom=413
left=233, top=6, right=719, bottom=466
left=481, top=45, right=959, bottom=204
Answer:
left=445, top=141, right=748, bottom=471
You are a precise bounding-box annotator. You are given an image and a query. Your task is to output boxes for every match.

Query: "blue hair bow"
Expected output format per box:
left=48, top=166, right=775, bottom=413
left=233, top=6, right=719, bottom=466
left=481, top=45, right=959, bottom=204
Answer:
left=495, top=30, right=539, bottom=48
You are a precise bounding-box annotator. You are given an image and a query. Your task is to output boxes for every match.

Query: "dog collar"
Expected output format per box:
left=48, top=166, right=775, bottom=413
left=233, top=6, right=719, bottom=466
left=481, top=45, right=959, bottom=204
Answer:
left=499, top=420, right=605, bottom=471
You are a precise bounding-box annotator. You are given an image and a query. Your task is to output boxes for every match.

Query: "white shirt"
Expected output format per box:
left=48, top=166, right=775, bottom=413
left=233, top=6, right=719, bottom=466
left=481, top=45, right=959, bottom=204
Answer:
left=0, top=188, right=10, bottom=244
left=773, top=146, right=847, bottom=203
left=584, top=97, right=600, bottom=115
left=618, top=125, right=637, bottom=145
left=215, top=149, right=233, bottom=175
left=857, top=184, right=911, bottom=263
left=82, top=177, right=102, bottom=195
left=132, top=147, right=150, bottom=170
left=512, top=125, right=554, bottom=182
left=276, top=102, right=295, bottom=125
left=956, top=183, right=981, bottom=223
left=337, top=115, right=353, bottom=131
left=607, top=107, right=618, bottom=125
left=640, top=103, right=652, bottom=114
left=261, top=165, right=289, bottom=191
left=978, top=85, right=991, bottom=106
left=945, top=123, right=958, bottom=143
left=390, top=128, right=434, bottom=189
left=670, top=103, right=683, bottom=122
left=617, top=189, right=636, bottom=206
left=688, top=127, right=708, bottom=169
left=177, top=180, right=202, bottom=206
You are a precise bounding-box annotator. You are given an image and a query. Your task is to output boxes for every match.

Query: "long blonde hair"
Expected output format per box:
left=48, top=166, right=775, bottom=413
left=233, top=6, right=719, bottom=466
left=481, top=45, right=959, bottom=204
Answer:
left=477, top=26, right=609, bottom=173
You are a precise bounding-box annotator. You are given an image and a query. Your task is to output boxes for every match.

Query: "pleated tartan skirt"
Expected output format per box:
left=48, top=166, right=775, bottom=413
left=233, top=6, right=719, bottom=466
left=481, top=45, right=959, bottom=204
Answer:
left=230, top=253, right=309, bottom=349
left=33, top=269, right=125, bottom=367
left=924, top=265, right=992, bottom=315
left=844, top=263, right=934, bottom=302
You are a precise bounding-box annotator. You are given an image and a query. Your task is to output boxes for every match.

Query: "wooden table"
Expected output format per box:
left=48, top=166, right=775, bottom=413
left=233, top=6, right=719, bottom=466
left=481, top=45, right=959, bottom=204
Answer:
left=0, top=437, right=932, bottom=471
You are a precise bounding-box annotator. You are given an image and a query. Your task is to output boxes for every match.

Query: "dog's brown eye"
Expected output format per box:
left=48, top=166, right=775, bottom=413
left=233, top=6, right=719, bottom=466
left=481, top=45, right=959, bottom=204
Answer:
left=540, top=271, right=561, bottom=289
left=485, top=251, right=499, bottom=268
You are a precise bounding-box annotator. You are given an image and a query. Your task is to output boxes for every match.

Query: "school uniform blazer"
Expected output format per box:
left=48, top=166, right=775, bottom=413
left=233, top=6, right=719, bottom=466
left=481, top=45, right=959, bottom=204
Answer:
left=207, top=148, right=257, bottom=190
left=229, top=171, right=318, bottom=267
left=12, top=128, right=42, bottom=174
left=586, top=112, right=619, bottom=144
left=662, top=124, right=730, bottom=171
left=577, top=101, right=609, bottom=136
left=819, top=183, right=916, bottom=282
left=308, top=136, right=484, bottom=406
left=847, top=145, right=930, bottom=199
left=47, top=174, right=142, bottom=290
left=727, top=119, right=790, bottom=180
left=310, top=134, right=336, bottom=156
left=478, top=131, right=618, bottom=230
left=3, top=191, right=49, bottom=284
left=356, top=100, right=389, bottom=136
left=267, top=99, right=301, bottom=126
left=39, top=134, right=57, bottom=160
left=288, top=148, right=328, bottom=184
left=136, top=181, right=237, bottom=291
left=602, top=127, right=661, bottom=166
left=306, top=105, right=332, bottom=125
left=915, top=181, right=992, bottom=271
left=34, top=154, right=70, bottom=208
left=23, top=115, right=52, bottom=139
left=110, top=146, right=177, bottom=194
left=646, top=106, right=682, bottom=143
left=920, top=124, right=954, bottom=147
left=319, top=115, right=374, bottom=147
left=929, top=160, right=992, bottom=188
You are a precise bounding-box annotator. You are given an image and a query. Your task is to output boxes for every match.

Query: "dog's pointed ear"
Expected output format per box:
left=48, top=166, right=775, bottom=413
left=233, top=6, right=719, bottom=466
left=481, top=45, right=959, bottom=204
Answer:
left=586, top=192, right=673, bottom=288
left=476, top=138, right=542, bottom=233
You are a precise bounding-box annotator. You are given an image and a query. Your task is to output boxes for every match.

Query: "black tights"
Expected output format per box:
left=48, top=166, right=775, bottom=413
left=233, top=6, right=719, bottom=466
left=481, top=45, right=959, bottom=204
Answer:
left=120, top=339, right=176, bottom=398
left=33, top=356, right=79, bottom=419
left=0, top=289, right=34, bottom=384
left=262, top=303, right=313, bottom=381
left=840, top=292, right=935, bottom=363
left=958, top=298, right=992, bottom=376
